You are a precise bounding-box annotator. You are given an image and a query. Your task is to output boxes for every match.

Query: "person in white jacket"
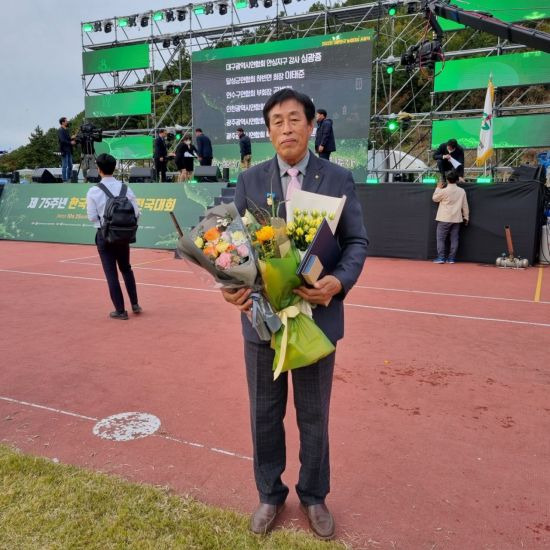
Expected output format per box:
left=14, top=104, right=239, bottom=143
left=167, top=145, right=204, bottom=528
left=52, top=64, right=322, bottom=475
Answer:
left=432, top=170, right=469, bottom=264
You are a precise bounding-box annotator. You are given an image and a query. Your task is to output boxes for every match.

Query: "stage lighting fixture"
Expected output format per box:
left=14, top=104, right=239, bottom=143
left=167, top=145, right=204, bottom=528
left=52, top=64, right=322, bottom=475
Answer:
left=173, top=35, right=182, bottom=46
left=249, top=0, right=259, bottom=7
left=386, top=114, right=399, bottom=133
left=387, top=4, right=397, bottom=16
left=140, top=15, right=150, bottom=27
left=82, top=23, right=94, bottom=33
left=263, top=0, right=272, bottom=6
left=153, top=11, right=164, bottom=22
left=407, top=2, right=418, bottom=14
left=283, top=0, right=292, bottom=5
left=205, top=3, right=215, bottom=15
left=194, top=5, right=206, bottom=15
left=163, top=38, right=171, bottom=48
left=235, top=0, right=248, bottom=7
left=165, top=9, right=175, bottom=22
left=117, top=17, right=128, bottom=28
left=128, top=15, right=137, bottom=27
left=218, top=2, right=228, bottom=15
left=93, top=21, right=103, bottom=32
left=104, top=21, right=113, bottom=33
left=177, top=9, right=187, bottom=21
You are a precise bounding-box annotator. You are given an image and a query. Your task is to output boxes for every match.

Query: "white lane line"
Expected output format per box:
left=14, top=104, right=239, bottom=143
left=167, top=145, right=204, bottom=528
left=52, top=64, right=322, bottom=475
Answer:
left=0, top=269, right=217, bottom=293
left=59, top=255, right=98, bottom=263
left=61, top=260, right=193, bottom=274
left=346, top=303, right=550, bottom=328
left=0, top=396, right=251, bottom=461
left=2, top=268, right=547, bottom=326
left=354, top=285, right=550, bottom=305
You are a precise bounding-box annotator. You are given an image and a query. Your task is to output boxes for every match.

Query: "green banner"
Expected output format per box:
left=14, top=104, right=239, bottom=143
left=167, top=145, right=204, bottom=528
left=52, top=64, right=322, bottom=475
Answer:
left=95, top=136, right=153, bottom=160
left=82, top=43, right=150, bottom=75
left=0, top=183, right=224, bottom=249
left=192, top=29, right=374, bottom=62
left=438, top=0, right=549, bottom=32
left=85, top=91, right=152, bottom=118
left=432, top=114, right=550, bottom=149
left=434, top=51, right=550, bottom=92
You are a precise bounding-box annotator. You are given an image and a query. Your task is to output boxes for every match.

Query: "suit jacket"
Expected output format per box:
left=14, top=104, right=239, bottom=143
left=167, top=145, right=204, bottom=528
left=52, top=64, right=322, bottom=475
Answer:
left=154, top=136, right=168, bottom=160
left=433, top=143, right=465, bottom=175
left=196, top=134, right=213, bottom=158
left=315, top=118, right=336, bottom=153
left=234, top=152, right=368, bottom=345
left=58, top=127, right=73, bottom=154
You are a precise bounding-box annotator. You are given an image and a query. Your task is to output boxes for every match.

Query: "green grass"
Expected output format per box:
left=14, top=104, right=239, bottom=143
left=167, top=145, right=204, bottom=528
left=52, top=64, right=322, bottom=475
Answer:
left=0, top=445, right=347, bottom=549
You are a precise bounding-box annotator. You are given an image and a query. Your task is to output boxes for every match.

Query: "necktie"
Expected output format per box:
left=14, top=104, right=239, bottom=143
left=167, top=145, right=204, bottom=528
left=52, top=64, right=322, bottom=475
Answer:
left=286, top=167, right=301, bottom=200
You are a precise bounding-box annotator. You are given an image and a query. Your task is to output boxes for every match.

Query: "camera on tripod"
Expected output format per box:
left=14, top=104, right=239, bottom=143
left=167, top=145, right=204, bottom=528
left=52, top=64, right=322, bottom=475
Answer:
left=401, top=39, right=442, bottom=72
left=76, top=123, right=103, bottom=155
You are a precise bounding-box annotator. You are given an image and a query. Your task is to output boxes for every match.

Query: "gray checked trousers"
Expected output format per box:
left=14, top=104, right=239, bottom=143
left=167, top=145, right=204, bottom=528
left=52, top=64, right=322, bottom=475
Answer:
left=244, top=340, right=336, bottom=506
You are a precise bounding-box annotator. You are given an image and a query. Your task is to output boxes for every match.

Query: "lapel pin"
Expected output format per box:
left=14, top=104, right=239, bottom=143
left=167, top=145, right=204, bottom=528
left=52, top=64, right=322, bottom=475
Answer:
left=315, top=174, right=320, bottom=179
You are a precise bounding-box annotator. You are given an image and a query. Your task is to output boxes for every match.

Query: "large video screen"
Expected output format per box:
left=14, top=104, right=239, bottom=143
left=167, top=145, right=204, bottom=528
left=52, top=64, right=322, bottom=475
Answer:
left=191, top=30, right=374, bottom=180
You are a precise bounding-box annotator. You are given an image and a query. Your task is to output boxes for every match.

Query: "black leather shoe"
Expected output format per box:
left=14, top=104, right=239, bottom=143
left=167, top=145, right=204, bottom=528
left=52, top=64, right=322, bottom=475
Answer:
left=109, top=310, right=129, bottom=320
left=250, top=503, right=284, bottom=535
left=300, top=502, right=335, bottom=540
left=132, top=304, right=143, bottom=314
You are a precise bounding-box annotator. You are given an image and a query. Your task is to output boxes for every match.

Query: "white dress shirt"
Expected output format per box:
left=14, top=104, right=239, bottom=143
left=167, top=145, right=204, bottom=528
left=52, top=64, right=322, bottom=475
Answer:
left=86, top=176, right=140, bottom=229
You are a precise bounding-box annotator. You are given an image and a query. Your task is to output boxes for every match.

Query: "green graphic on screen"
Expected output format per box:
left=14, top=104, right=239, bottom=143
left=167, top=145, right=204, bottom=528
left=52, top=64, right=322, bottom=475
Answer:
left=82, top=43, right=150, bottom=75
left=432, top=114, right=550, bottom=149
left=95, top=136, right=153, bottom=160
left=85, top=91, right=152, bottom=118
left=434, top=52, right=550, bottom=92
left=438, top=0, right=549, bottom=32
left=191, top=30, right=374, bottom=180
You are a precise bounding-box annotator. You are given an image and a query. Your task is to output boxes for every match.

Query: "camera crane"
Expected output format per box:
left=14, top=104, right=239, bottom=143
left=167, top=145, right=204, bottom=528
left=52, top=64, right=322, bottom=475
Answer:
left=402, top=1, right=550, bottom=70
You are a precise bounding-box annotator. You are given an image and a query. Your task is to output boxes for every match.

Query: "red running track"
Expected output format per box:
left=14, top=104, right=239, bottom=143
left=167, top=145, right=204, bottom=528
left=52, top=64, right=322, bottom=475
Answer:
left=1, top=241, right=549, bottom=549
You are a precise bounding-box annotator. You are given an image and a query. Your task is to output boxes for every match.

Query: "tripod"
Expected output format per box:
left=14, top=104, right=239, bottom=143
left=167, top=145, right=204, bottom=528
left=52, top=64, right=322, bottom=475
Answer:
left=76, top=138, right=97, bottom=182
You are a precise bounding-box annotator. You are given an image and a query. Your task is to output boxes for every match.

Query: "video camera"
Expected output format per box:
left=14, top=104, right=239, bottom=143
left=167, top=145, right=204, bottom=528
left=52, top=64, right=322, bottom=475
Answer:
left=401, top=39, right=442, bottom=71
left=76, top=123, right=103, bottom=155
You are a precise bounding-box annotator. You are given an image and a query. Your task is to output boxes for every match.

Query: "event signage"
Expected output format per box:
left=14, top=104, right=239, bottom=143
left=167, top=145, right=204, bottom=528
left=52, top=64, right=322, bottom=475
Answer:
left=82, top=43, right=150, bottom=75
left=85, top=91, right=152, bottom=118
left=0, top=183, right=224, bottom=249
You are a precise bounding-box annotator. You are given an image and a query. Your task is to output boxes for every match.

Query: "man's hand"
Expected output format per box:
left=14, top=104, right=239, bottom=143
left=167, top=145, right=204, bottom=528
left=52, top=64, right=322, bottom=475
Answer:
left=293, top=275, right=343, bottom=307
left=159, top=157, right=164, bottom=162
left=443, top=154, right=450, bottom=160
left=463, top=219, right=469, bottom=226
left=318, top=145, right=324, bottom=153
left=221, top=287, right=252, bottom=312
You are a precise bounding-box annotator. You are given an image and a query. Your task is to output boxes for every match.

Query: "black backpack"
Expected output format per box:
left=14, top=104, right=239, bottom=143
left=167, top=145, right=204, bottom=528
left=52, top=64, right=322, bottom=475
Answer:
left=97, top=183, right=138, bottom=244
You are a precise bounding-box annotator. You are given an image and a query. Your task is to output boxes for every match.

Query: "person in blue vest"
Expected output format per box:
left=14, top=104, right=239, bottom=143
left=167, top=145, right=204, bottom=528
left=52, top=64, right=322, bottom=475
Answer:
left=195, top=128, right=213, bottom=166
left=314, top=109, right=336, bottom=161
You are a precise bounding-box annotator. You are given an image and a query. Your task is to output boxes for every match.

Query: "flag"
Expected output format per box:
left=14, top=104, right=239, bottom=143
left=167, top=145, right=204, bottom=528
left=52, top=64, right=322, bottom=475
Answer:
left=476, top=75, right=495, bottom=166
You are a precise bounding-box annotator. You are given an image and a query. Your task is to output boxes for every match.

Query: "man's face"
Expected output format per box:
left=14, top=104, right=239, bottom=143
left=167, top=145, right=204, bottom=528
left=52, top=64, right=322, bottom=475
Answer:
left=267, top=99, right=313, bottom=165
left=61, top=119, right=68, bottom=128
left=447, top=145, right=455, bottom=153
left=315, top=112, right=324, bottom=123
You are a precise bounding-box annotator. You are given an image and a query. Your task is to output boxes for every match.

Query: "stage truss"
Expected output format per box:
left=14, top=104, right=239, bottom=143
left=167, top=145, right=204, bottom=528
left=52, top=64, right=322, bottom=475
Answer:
left=81, top=0, right=550, bottom=181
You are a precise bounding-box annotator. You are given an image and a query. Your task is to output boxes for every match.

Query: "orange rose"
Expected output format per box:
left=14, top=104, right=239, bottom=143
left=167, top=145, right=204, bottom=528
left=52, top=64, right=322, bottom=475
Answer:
left=256, top=225, right=275, bottom=243
left=204, top=227, right=220, bottom=242
left=203, top=245, right=218, bottom=258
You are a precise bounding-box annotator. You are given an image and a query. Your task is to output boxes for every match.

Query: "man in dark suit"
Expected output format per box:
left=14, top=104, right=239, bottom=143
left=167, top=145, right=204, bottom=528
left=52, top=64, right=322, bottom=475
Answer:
left=58, top=117, right=75, bottom=182
left=154, top=129, right=169, bottom=182
left=433, top=138, right=465, bottom=183
left=314, top=109, right=336, bottom=161
left=195, top=128, right=213, bottom=166
left=224, top=89, right=368, bottom=540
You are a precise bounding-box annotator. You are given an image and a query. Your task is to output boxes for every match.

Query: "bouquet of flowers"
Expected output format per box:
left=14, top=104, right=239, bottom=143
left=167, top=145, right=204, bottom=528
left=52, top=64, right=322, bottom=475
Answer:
left=286, top=209, right=335, bottom=251
left=245, top=205, right=335, bottom=380
left=176, top=202, right=281, bottom=341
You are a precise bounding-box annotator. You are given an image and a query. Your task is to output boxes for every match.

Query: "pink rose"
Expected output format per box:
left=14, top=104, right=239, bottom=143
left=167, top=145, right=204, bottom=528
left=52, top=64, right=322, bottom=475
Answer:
left=237, top=244, right=249, bottom=258
left=215, top=252, right=232, bottom=270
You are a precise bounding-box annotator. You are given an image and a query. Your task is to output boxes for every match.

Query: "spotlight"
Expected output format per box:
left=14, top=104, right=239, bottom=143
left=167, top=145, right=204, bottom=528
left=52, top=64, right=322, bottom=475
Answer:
left=283, top=0, right=292, bottom=4
left=104, top=20, right=113, bottom=33
left=407, top=2, right=418, bottom=14
left=117, top=18, right=129, bottom=28
left=128, top=15, right=137, bottom=27
left=173, top=35, right=182, bottom=47
left=165, top=9, right=175, bottom=22
left=93, top=21, right=103, bottom=32
left=249, top=0, right=259, bottom=7
left=263, top=0, right=272, bottom=6
left=82, top=23, right=94, bottom=33
left=387, top=4, right=397, bottom=16
left=140, top=15, right=149, bottom=27
left=153, top=11, right=164, bottom=22
left=177, top=9, right=187, bottom=21
left=386, top=114, right=399, bottom=132
left=218, top=2, right=228, bottom=15
left=205, top=2, right=214, bottom=15
left=163, top=38, right=171, bottom=48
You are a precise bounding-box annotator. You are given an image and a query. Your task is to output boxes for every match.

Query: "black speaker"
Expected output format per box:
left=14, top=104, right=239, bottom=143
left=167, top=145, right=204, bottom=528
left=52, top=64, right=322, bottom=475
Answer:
left=222, top=167, right=230, bottom=181
left=129, top=167, right=154, bottom=183
left=86, top=168, right=101, bottom=183
left=195, top=165, right=222, bottom=182
left=508, top=165, right=544, bottom=183
left=32, top=168, right=59, bottom=183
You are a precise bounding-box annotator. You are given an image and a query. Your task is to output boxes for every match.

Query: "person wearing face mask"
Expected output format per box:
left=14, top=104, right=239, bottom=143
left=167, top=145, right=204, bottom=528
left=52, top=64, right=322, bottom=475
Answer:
left=175, top=134, right=198, bottom=182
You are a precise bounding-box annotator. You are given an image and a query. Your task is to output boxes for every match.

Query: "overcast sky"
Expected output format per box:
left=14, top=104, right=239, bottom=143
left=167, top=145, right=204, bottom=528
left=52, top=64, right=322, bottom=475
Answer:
left=0, top=0, right=319, bottom=152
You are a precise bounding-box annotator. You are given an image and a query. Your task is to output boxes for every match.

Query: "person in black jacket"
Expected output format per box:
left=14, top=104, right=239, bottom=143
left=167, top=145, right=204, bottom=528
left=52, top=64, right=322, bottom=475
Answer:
left=237, top=127, right=252, bottom=169
left=314, top=109, right=336, bottom=161
left=175, top=135, right=198, bottom=181
left=195, top=128, right=213, bottom=166
left=154, top=129, right=170, bottom=182
left=433, top=139, right=465, bottom=183
left=58, top=117, right=75, bottom=182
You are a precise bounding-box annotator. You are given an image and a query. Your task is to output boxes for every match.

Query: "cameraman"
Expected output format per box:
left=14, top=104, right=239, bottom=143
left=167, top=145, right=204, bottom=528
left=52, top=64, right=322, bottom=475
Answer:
left=58, top=117, right=75, bottom=182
